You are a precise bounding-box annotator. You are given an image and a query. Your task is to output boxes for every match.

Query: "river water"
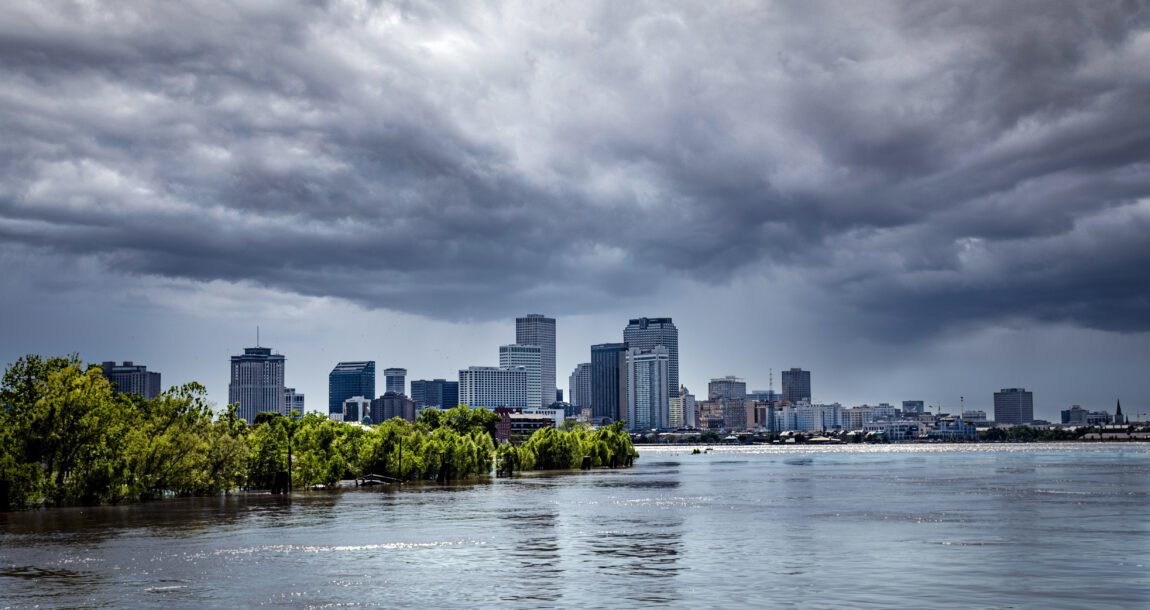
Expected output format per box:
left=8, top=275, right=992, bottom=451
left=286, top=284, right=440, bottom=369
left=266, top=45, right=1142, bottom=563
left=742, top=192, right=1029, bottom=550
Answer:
left=2, top=443, right=1148, bottom=608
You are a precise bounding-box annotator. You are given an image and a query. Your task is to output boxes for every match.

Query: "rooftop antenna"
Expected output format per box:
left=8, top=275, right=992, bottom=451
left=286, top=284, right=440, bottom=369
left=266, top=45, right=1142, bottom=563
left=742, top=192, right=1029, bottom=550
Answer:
left=257, top=325, right=260, bottom=347
left=769, top=368, right=774, bottom=393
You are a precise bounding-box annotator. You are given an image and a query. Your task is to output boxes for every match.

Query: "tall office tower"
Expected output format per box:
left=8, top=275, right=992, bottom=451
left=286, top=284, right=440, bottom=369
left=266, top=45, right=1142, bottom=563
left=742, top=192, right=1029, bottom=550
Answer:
left=100, top=361, right=162, bottom=400
left=623, top=317, right=678, bottom=398
left=591, top=343, right=629, bottom=422
left=626, top=346, right=669, bottom=432
left=384, top=368, right=407, bottom=395
left=568, top=362, right=592, bottom=410
left=284, top=387, right=305, bottom=416
left=708, top=376, right=747, bottom=400
left=458, top=366, right=528, bottom=409
left=229, top=347, right=286, bottom=423
left=781, top=368, right=811, bottom=405
left=329, top=361, right=376, bottom=416
left=994, top=388, right=1034, bottom=425
left=516, top=314, right=556, bottom=409
left=902, top=400, right=925, bottom=414
left=412, top=378, right=453, bottom=408
left=443, top=380, right=459, bottom=410
left=500, top=344, right=542, bottom=409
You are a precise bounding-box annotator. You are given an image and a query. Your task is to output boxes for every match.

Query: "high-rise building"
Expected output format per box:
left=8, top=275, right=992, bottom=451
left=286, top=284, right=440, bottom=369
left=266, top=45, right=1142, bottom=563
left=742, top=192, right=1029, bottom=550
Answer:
left=669, top=386, right=697, bottom=429
left=556, top=389, right=563, bottom=403
left=499, top=344, right=542, bottom=409
left=100, top=361, right=162, bottom=400
left=626, top=346, right=669, bottom=431
left=781, top=368, right=811, bottom=405
left=516, top=314, right=556, bottom=409
left=591, top=343, right=628, bottom=422
left=747, top=390, right=780, bottom=404
left=384, top=368, right=407, bottom=395
left=623, top=317, right=678, bottom=398
left=708, top=376, right=747, bottom=400
left=329, top=361, right=375, bottom=416
left=229, top=347, right=286, bottom=424
left=994, top=388, right=1034, bottom=425
left=458, top=366, right=528, bottom=409
left=371, top=392, right=417, bottom=423
left=568, top=362, right=592, bottom=411
left=411, top=379, right=459, bottom=409
left=284, top=387, right=305, bottom=417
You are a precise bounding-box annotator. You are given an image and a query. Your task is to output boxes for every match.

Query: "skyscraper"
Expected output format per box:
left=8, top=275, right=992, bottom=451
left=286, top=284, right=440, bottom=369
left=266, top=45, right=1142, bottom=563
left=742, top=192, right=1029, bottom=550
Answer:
left=623, top=317, right=678, bottom=398
left=384, top=368, right=407, bottom=395
left=229, top=347, right=286, bottom=423
left=568, top=362, right=592, bottom=411
left=708, top=376, right=747, bottom=400
left=781, top=368, right=811, bottom=405
left=329, top=361, right=376, bottom=416
left=458, top=366, right=528, bottom=409
left=994, top=388, right=1034, bottom=425
left=100, top=361, right=162, bottom=400
left=500, top=344, right=542, bottom=409
left=627, top=346, right=669, bottom=431
left=591, top=343, right=629, bottom=422
left=411, top=378, right=459, bottom=409
left=516, top=314, right=556, bottom=408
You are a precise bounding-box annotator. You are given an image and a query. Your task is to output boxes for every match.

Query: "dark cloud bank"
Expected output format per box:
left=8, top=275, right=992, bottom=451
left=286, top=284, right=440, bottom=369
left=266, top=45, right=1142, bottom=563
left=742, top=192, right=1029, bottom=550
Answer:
left=2, top=0, right=1148, bottom=338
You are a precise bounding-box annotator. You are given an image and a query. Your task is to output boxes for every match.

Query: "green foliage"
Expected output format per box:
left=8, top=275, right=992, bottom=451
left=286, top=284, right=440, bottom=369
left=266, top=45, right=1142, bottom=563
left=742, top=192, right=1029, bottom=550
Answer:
left=978, top=425, right=1086, bottom=442
left=500, top=421, right=635, bottom=473
left=0, top=356, right=633, bottom=509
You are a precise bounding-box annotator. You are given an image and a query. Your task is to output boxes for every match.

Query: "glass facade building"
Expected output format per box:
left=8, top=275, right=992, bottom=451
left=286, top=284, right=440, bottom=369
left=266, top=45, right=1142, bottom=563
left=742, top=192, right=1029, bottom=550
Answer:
left=329, top=361, right=376, bottom=416
left=590, top=343, right=628, bottom=422
left=782, top=368, right=811, bottom=405
left=411, top=379, right=459, bottom=409
left=994, top=388, right=1034, bottom=425
left=627, top=346, right=669, bottom=431
left=100, top=361, right=162, bottom=400
left=229, top=347, right=286, bottom=424
left=499, top=344, right=542, bottom=409
left=384, top=368, right=407, bottom=395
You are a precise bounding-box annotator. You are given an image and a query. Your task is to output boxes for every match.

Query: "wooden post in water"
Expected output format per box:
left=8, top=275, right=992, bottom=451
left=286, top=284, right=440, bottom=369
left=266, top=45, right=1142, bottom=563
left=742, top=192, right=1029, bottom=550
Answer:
left=580, top=456, right=592, bottom=470
left=0, top=479, right=10, bottom=511
left=271, top=471, right=290, bottom=494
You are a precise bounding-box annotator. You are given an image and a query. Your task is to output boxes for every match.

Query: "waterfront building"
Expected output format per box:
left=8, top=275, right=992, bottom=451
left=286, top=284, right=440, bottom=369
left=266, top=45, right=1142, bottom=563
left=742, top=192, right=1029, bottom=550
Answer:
left=342, top=396, right=371, bottom=423
left=371, top=391, right=417, bottom=423
left=328, top=361, right=375, bottom=416
left=411, top=379, right=459, bottom=409
left=458, top=366, right=528, bottom=409
left=708, top=376, right=747, bottom=400
left=569, top=363, right=592, bottom=411
left=668, top=386, right=697, bottom=429
left=591, top=343, right=629, bottom=422
left=100, top=361, right=162, bottom=400
left=902, top=400, right=925, bottom=414
left=384, top=368, right=407, bottom=395
left=500, top=344, right=542, bottom=409
left=781, top=368, right=811, bottom=405
left=928, top=417, right=977, bottom=441
left=494, top=407, right=555, bottom=442
left=626, top=346, right=669, bottom=432
left=516, top=314, right=556, bottom=413
left=994, top=388, right=1034, bottom=425
left=229, top=347, right=286, bottom=423
left=840, top=407, right=875, bottom=430
left=721, top=398, right=749, bottom=431
left=623, top=317, right=679, bottom=398
left=284, top=387, right=305, bottom=417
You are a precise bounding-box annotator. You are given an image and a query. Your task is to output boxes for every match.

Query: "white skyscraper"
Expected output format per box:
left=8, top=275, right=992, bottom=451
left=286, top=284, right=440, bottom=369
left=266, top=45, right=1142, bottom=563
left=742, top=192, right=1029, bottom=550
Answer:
left=626, top=346, right=669, bottom=432
left=516, top=314, right=555, bottom=408
left=499, top=344, right=541, bottom=410
left=458, top=366, right=528, bottom=409
left=568, top=362, right=592, bottom=410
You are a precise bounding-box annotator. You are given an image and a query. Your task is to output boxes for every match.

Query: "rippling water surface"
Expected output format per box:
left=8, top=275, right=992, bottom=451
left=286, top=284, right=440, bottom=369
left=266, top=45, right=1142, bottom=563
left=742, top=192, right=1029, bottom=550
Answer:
left=3, top=444, right=1149, bottom=608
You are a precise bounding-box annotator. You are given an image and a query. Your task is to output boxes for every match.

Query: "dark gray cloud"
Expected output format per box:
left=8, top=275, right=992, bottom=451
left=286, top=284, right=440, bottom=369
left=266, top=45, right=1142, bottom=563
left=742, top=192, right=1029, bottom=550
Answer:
left=2, top=0, right=1149, bottom=334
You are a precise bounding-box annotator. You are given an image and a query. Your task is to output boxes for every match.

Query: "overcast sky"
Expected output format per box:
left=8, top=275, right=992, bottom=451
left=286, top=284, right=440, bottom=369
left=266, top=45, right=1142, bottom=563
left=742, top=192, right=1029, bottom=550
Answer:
left=2, top=1, right=1149, bottom=420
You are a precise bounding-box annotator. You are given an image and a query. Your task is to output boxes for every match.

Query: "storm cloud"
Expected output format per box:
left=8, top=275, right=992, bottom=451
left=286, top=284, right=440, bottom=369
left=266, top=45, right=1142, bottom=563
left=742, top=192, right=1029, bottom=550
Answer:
left=2, top=0, right=1149, bottom=337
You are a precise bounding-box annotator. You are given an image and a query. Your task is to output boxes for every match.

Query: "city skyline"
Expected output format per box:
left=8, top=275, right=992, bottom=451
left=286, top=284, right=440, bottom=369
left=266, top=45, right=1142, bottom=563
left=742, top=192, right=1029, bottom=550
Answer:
left=1, top=3, right=1148, bottom=422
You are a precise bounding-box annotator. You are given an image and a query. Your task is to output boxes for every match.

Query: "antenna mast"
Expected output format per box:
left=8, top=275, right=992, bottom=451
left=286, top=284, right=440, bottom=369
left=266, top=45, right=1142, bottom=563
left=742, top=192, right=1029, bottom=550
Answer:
left=257, top=325, right=260, bottom=347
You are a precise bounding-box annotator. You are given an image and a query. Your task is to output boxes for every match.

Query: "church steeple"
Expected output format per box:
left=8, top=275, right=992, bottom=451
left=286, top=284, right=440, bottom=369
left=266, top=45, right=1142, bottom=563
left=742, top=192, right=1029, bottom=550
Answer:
left=1115, top=399, right=1124, bottom=425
